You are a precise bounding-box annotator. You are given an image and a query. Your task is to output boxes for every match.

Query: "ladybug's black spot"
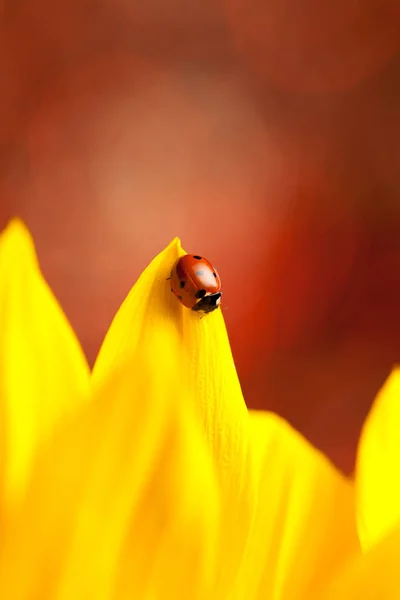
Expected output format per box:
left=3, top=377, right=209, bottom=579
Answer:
left=178, top=295, right=182, bottom=300
left=193, top=255, right=202, bottom=260
left=195, top=270, right=204, bottom=277
left=195, top=289, right=207, bottom=299
left=180, top=280, right=185, bottom=289
left=213, top=272, right=217, bottom=277
left=170, top=288, right=173, bottom=293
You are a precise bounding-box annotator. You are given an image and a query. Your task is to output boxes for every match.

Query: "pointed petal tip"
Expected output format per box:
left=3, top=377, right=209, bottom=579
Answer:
left=0, top=218, right=38, bottom=269
left=355, top=366, right=400, bottom=552
left=168, top=237, right=183, bottom=252
left=4, top=216, right=30, bottom=235
left=1, top=217, right=34, bottom=251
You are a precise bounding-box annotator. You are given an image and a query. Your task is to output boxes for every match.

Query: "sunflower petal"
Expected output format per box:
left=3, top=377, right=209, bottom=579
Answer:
left=0, top=344, right=219, bottom=600
left=322, top=522, right=400, bottom=599
left=93, top=241, right=253, bottom=591
left=230, top=411, right=359, bottom=600
left=92, top=237, right=185, bottom=386
left=355, top=368, right=400, bottom=552
left=0, top=219, right=90, bottom=511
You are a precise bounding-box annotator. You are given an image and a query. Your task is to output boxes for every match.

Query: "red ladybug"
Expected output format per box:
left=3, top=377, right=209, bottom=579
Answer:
left=168, top=254, right=222, bottom=314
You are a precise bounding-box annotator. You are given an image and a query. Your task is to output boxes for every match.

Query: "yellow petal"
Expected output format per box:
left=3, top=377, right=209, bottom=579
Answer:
left=92, top=237, right=185, bottom=387
left=230, top=410, right=359, bottom=600
left=322, top=522, right=400, bottom=599
left=355, top=368, right=400, bottom=552
left=93, top=240, right=254, bottom=592
left=0, top=344, right=219, bottom=600
left=0, top=219, right=90, bottom=512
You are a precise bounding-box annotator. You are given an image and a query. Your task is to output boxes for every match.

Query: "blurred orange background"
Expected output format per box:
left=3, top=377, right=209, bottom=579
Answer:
left=2, top=0, right=400, bottom=474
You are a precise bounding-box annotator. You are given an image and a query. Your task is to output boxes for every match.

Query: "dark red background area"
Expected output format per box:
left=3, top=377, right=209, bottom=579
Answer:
left=2, top=0, right=400, bottom=474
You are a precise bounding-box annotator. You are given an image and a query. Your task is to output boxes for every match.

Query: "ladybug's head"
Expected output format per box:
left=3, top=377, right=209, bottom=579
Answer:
left=191, top=292, right=222, bottom=314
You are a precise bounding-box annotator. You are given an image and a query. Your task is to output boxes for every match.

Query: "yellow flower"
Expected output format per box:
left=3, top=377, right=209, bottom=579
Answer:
left=0, top=219, right=361, bottom=600
left=322, top=370, right=400, bottom=599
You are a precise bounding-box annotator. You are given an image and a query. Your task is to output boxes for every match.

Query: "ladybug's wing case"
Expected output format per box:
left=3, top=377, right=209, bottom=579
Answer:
left=184, top=257, right=221, bottom=294
left=170, top=258, right=199, bottom=308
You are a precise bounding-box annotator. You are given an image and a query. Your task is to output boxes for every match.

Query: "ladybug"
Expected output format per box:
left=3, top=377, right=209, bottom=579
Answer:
left=168, top=254, right=222, bottom=314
